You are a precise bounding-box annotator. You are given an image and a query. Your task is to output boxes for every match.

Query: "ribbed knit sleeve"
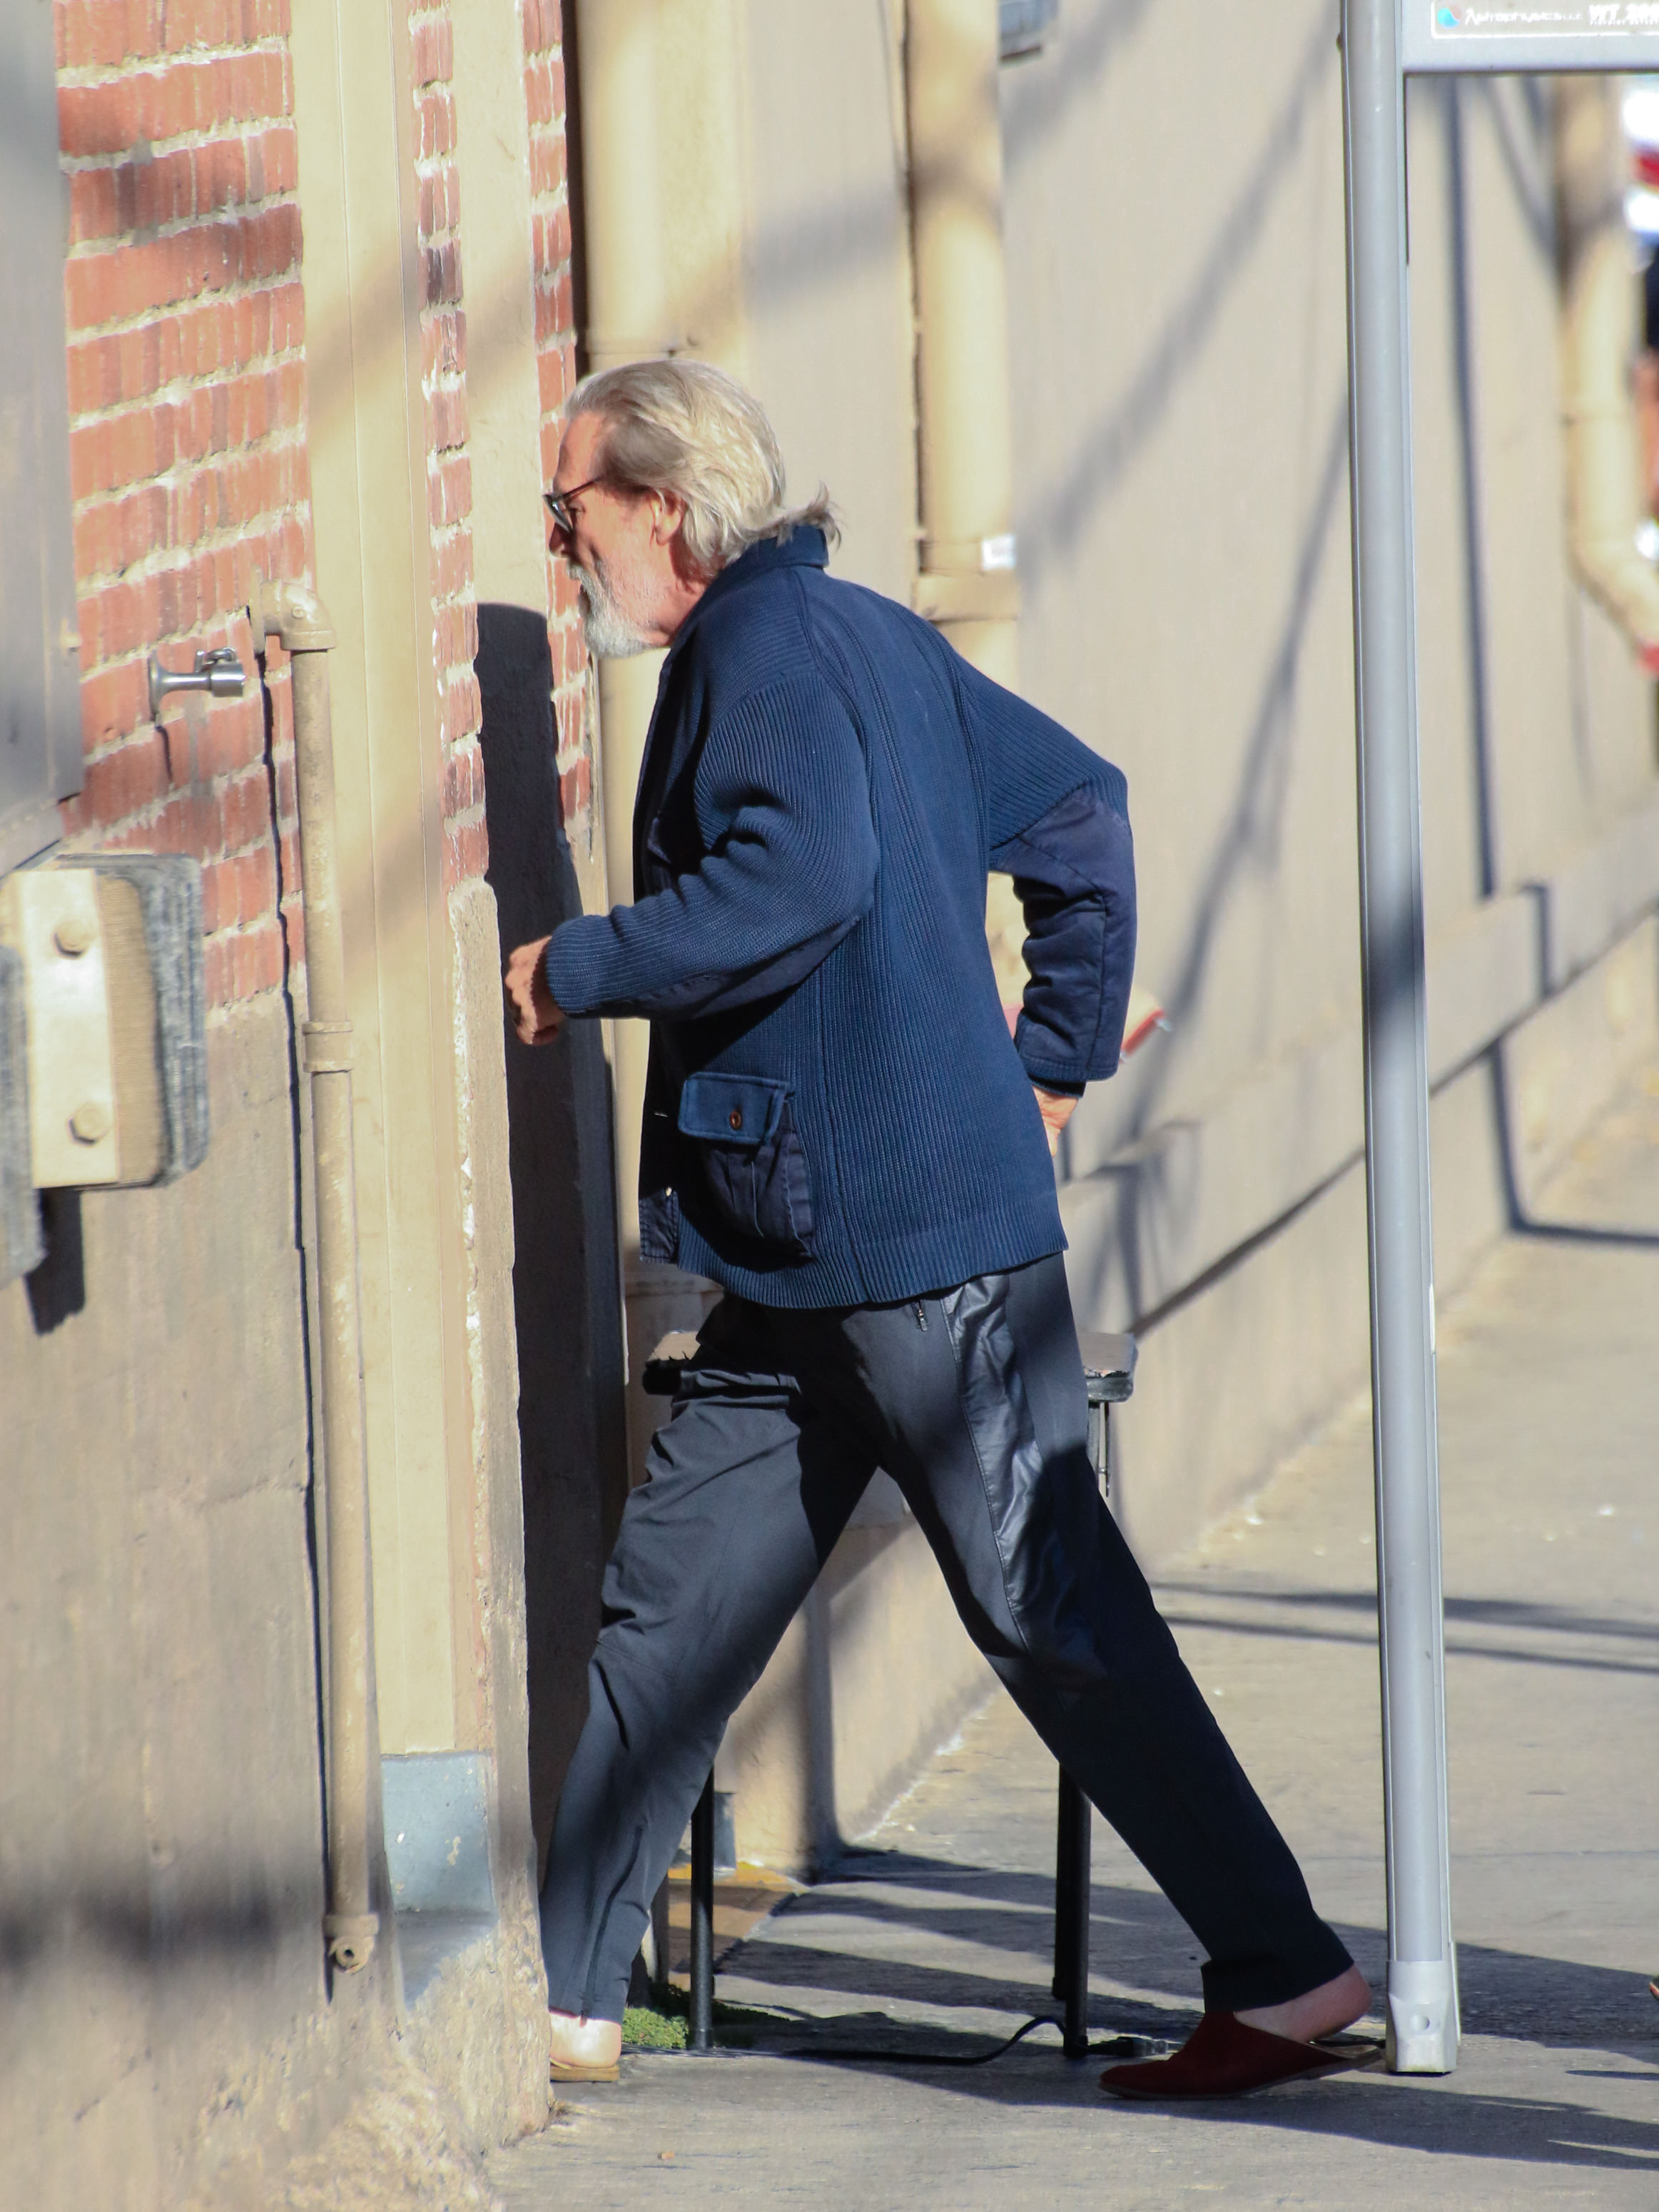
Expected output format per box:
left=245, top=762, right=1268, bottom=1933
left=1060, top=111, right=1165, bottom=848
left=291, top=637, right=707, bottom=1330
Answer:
left=545, top=673, right=878, bottom=1022
left=953, top=655, right=1137, bottom=1087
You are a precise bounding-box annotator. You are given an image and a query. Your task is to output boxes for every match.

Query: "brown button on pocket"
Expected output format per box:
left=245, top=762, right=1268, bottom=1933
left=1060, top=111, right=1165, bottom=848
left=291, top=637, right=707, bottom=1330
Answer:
left=677, top=1072, right=816, bottom=1261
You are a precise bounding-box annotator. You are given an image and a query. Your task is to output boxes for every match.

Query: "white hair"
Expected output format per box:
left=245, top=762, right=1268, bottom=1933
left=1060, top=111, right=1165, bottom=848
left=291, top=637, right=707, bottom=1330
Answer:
left=565, top=358, right=838, bottom=574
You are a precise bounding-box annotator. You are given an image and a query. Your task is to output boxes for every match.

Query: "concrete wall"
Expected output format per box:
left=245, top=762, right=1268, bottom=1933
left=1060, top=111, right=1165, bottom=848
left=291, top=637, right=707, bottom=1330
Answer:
left=0, top=1003, right=398, bottom=2206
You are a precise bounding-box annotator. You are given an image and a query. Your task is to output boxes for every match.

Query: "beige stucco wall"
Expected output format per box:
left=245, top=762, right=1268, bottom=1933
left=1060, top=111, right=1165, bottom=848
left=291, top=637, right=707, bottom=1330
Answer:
left=998, top=15, right=1658, bottom=1554
left=1004, top=0, right=1359, bottom=1150
left=0, top=1000, right=403, bottom=2207
left=998, top=16, right=1654, bottom=1197
left=3, top=989, right=545, bottom=2206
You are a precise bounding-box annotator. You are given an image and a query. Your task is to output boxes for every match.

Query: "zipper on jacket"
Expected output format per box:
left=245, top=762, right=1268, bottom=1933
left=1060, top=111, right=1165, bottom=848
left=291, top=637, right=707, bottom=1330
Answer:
left=913, top=1300, right=928, bottom=1331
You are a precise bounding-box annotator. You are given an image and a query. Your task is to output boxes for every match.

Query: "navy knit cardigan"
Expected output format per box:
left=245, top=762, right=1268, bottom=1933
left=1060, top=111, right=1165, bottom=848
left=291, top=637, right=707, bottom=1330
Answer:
left=544, top=529, right=1135, bottom=1309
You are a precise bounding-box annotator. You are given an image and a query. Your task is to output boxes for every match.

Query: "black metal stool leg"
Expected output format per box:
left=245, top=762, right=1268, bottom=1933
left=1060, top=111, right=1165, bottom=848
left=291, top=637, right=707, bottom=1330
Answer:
left=689, top=1771, right=716, bottom=2051
left=1055, top=1767, right=1092, bottom=2056
left=1052, top=1767, right=1075, bottom=1999
left=1050, top=1366, right=1120, bottom=2060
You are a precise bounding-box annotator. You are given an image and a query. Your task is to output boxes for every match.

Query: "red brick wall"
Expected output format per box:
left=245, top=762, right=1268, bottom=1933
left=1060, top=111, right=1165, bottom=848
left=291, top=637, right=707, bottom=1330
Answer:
left=52, top=0, right=584, bottom=994
left=54, top=0, right=308, bottom=1008
left=522, top=0, right=593, bottom=845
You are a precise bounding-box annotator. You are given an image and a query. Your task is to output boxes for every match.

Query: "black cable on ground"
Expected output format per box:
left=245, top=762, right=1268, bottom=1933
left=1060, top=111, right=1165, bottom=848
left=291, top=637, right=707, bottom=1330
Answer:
left=782, top=2014, right=1055, bottom=2066
left=781, top=2016, right=1174, bottom=2068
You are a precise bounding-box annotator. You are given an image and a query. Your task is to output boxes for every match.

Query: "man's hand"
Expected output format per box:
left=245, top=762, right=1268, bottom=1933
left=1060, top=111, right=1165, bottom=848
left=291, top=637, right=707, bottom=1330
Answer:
left=1034, top=1087, right=1077, bottom=1156
left=504, top=937, right=565, bottom=1046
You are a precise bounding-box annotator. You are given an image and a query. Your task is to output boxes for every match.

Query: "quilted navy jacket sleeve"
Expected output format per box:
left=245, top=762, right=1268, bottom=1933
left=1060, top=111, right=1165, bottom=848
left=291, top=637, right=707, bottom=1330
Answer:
left=951, top=654, right=1137, bottom=1093
left=544, top=672, right=879, bottom=1021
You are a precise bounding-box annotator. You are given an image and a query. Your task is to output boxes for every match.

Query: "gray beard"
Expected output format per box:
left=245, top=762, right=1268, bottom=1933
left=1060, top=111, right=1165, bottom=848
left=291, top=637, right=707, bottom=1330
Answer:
left=577, top=552, right=651, bottom=659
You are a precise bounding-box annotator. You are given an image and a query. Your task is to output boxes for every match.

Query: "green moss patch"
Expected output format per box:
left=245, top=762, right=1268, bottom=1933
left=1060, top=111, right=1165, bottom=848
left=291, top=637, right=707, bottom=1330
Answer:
left=622, top=1984, right=793, bottom=2051
left=622, top=2004, right=689, bottom=2050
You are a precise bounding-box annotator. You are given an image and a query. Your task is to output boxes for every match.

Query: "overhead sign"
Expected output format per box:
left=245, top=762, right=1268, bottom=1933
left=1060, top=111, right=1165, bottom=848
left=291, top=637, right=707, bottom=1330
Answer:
left=1404, top=1, right=1659, bottom=71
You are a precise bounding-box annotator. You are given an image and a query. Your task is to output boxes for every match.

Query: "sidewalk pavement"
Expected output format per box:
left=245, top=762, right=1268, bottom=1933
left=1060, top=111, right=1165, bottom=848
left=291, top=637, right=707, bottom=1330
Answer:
left=492, top=1068, right=1659, bottom=2210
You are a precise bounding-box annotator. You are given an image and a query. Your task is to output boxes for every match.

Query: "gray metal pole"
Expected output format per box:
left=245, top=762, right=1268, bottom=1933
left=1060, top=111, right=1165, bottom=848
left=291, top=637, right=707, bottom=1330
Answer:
left=1340, top=0, right=1458, bottom=2074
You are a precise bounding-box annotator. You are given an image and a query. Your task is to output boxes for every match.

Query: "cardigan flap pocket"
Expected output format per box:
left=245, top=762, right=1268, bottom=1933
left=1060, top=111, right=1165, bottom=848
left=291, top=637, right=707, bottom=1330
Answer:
left=678, top=1074, right=813, bottom=1259
left=679, top=1073, right=787, bottom=1148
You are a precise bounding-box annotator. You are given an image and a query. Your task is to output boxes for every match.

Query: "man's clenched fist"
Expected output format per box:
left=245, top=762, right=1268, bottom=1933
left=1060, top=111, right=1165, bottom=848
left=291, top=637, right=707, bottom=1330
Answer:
left=504, top=936, right=565, bottom=1046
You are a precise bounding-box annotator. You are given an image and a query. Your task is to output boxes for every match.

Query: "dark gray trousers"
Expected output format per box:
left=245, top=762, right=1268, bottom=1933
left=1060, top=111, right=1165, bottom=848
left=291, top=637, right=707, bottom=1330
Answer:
left=539, top=1255, right=1351, bottom=2022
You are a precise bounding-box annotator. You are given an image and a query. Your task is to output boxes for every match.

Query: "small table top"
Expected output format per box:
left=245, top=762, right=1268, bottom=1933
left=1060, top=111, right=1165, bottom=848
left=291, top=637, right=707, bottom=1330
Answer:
left=1078, top=1329, right=1137, bottom=1404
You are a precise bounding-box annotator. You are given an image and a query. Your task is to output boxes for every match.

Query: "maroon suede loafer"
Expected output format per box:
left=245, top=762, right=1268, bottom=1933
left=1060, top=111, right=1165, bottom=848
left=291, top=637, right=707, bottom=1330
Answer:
left=1100, top=2010, right=1351, bottom=2101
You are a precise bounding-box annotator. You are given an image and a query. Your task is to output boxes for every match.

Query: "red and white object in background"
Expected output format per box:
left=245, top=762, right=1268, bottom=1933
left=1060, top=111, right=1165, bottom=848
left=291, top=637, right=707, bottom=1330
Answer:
left=1120, top=980, right=1168, bottom=1055
left=1623, top=81, right=1659, bottom=240
left=1003, top=979, right=1168, bottom=1057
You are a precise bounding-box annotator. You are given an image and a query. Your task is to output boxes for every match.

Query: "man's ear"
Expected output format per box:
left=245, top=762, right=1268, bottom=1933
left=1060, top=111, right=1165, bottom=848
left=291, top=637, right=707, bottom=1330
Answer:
left=649, top=489, right=687, bottom=546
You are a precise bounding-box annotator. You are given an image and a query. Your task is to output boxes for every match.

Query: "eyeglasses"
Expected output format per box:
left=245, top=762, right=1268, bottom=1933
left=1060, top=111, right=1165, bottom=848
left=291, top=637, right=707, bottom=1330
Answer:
left=542, top=475, right=609, bottom=539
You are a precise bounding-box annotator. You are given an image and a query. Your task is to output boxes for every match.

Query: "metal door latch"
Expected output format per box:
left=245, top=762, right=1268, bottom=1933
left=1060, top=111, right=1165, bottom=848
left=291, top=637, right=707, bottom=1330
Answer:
left=148, top=646, right=247, bottom=721
left=0, top=855, right=211, bottom=1284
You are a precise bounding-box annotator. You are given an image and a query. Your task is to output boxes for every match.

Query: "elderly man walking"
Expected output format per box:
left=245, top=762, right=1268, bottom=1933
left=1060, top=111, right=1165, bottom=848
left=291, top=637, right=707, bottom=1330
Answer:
left=505, top=360, right=1367, bottom=2100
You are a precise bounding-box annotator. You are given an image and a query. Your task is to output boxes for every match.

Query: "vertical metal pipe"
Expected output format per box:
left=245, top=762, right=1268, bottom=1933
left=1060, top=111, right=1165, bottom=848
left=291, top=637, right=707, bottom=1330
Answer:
left=262, top=582, right=380, bottom=1975
left=904, top=0, right=1018, bottom=681
left=904, top=0, right=1030, bottom=998
left=1340, top=1, right=1457, bottom=2074
left=689, top=1771, right=716, bottom=2051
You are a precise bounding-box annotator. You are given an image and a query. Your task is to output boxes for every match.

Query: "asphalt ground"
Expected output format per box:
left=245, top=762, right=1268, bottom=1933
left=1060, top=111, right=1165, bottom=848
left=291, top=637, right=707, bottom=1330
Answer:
left=493, top=1068, right=1659, bottom=2209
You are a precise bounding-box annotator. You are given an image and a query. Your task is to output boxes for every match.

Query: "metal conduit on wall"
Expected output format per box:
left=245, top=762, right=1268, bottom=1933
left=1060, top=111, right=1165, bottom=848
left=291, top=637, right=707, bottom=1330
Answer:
left=905, top=0, right=1029, bottom=1000
left=258, top=578, right=381, bottom=1974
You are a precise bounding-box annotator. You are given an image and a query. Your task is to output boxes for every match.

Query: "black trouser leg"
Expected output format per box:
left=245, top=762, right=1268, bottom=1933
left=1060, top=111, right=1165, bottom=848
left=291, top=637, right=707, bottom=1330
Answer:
left=538, top=1302, right=873, bottom=2021
left=780, top=1257, right=1353, bottom=2014
left=542, top=1259, right=1349, bottom=2025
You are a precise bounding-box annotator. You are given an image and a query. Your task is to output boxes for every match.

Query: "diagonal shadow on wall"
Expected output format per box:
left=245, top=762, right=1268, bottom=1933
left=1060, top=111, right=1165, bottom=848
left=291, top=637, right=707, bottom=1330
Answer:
left=1015, top=5, right=1341, bottom=586
left=1064, top=401, right=1353, bottom=1329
